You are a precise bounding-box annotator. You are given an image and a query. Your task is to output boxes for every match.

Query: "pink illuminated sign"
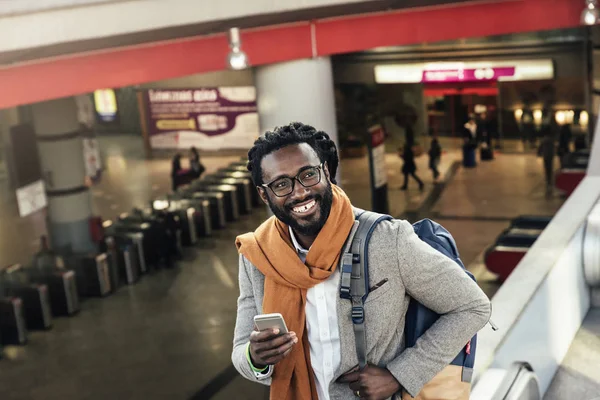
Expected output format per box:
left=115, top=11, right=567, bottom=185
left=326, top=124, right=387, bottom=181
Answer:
left=422, top=67, right=516, bottom=83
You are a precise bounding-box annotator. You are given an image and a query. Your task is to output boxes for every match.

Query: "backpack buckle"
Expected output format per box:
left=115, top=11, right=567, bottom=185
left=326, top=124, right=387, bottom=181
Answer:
left=351, top=306, right=364, bottom=324
left=340, top=286, right=351, bottom=299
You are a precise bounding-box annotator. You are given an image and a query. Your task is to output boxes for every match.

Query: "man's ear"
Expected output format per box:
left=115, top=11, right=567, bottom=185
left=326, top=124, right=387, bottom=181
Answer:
left=257, top=186, right=269, bottom=205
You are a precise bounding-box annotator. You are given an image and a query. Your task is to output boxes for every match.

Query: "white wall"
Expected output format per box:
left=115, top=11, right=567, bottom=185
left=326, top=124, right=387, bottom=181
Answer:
left=490, top=225, right=591, bottom=394
left=0, top=0, right=375, bottom=53
left=0, top=0, right=119, bottom=16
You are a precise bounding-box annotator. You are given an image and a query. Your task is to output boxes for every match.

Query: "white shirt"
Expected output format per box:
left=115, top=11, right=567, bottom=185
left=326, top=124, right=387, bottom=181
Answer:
left=249, top=227, right=341, bottom=400
left=289, top=227, right=341, bottom=400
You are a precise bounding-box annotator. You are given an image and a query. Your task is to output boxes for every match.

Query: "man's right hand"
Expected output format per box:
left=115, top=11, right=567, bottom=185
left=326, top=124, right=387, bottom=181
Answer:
left=249, top=328, right=298, bottom=368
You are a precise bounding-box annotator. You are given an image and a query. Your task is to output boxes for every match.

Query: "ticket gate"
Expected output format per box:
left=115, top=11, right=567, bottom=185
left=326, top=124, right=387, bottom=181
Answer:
left=186, top=183, right=239, bottom=222
left=212, top=170, right=260, bottom=207
left=202, top=175, right=253, bottom=215
left=0, top=292, right=27, bottom=345
left=1, top=264, right=52, bottom=330
left=219, top=165, right=248, bottom=173
left=116, top=215, right=170, bottom=269
left=27, top=260, right=80, bottom=317
left=103, top=223, right=143, bottom=285
left=172, top=192, right=227, bottom=230
left=62, top=253, right=112, bottom=298
left=167, top=198, right=212, bottom=238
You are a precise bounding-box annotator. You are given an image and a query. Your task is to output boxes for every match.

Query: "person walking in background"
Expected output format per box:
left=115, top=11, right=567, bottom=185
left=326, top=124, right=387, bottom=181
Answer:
left=462, top=115, right=478, bottom=168
left=189, top=146, right=206, bottom=179
left=539, top=107, right=557, bottom=195
left=400, top=120, right=424, bottom=191
left=540, top=132, right=556, bottom=195
left=428, top=137, right=442, bottom=183
left=400, top=135, right=424, bottom=191
left=557, top=123, right=572, bottom=169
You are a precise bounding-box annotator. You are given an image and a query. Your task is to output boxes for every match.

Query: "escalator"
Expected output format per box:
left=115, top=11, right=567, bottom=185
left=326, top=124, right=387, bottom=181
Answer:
left=472, top=362, right=541, bottom=400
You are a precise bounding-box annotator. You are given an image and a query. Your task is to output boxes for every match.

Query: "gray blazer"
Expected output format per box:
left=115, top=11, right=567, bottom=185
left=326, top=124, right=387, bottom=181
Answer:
left=232, top=216, right=491, bottom=399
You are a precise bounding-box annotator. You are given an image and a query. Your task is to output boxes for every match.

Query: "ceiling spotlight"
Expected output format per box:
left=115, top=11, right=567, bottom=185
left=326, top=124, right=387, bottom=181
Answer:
left=227, top=28, right=249, bottom=70
left=582, top=0, right=599, bottom=25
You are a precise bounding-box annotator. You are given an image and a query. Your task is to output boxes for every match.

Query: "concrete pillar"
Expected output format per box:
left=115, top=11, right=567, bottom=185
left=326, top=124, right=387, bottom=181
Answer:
left=0, top=107, right=20, bottom=186
left=31, top=97, right=94, bottom=253
left=255, top=57, right=339, bottom=174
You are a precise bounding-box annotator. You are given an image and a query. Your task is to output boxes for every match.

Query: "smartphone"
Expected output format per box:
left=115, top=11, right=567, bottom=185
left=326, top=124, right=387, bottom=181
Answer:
left=253, top=313, right=289, bottom=333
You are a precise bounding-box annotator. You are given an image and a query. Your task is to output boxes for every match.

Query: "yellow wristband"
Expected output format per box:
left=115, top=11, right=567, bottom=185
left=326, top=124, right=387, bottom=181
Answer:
left=246, top=342, right=269, bottom=373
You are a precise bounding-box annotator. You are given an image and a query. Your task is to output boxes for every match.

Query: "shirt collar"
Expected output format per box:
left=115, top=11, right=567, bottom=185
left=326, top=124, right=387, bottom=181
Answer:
left=289, top=226, right=310, bottom=254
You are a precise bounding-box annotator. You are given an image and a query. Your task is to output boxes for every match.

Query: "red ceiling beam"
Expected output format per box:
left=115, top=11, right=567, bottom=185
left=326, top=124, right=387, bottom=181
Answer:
left=315, top=0, right=580, bottom=56
left=0, top=0, right=581, bottom=110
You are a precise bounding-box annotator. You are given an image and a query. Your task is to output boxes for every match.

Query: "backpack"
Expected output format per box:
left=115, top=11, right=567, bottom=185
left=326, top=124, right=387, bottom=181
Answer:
left=339, top=209, right=494, bottom=398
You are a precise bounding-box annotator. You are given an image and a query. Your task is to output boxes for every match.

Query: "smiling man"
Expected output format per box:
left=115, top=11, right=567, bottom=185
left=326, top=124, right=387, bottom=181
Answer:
left=232, top=122, right=491, bottom=400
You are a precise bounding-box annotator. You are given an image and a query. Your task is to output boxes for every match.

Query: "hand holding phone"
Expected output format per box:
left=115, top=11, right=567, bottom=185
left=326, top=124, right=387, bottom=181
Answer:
left=249, top=313, right=298, bottom=368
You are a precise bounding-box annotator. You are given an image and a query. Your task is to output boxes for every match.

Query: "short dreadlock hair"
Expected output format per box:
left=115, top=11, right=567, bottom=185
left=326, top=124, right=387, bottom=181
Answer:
left=247, top=122, right=339, bottom=187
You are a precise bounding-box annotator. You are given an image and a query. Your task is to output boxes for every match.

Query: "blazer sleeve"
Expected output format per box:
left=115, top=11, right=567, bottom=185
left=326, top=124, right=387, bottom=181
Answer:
left=231, top=254, right=273, bottom=385
left=386, top=220, right=491, bottom=397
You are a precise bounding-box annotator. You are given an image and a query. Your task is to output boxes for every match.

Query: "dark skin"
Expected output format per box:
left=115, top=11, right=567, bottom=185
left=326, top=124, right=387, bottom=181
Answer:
left=337, top=364, right=402, bottom=400
left=250, top=144, right=402, bottom=397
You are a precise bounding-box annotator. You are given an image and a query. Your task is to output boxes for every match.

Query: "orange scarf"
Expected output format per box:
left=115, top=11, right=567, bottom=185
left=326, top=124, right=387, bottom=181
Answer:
left=236, top=184, right=355, bottom=400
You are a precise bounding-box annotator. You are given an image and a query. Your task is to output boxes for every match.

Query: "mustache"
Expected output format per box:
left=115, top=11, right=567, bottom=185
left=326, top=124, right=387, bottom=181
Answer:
left=286, top=195, right=320, bottom=209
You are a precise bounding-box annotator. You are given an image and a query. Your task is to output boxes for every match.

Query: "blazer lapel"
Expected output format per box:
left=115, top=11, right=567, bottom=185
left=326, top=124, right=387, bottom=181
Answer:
left=335, top=271, right=358, bottom=378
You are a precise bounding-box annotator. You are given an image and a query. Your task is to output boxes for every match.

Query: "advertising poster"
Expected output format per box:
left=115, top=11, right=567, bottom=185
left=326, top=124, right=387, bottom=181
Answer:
left=143, top=87, right=260, bottom=151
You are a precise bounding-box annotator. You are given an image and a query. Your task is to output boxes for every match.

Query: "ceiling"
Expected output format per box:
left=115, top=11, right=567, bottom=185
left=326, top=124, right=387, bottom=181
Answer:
left=0, top=0, right=480, bottom=66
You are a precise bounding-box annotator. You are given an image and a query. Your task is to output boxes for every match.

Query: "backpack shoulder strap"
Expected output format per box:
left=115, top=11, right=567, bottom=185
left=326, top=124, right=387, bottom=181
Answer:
left=340, top=208, right=392, bottom=368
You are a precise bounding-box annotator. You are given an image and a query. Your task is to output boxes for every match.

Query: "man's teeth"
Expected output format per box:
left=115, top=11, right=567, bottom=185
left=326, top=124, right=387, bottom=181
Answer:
left=292, top=200, right=316, bottom=213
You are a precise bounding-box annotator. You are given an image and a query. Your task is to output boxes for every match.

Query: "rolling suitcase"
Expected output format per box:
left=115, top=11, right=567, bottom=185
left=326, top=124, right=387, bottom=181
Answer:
left=480, top=145, right=494, bottom=161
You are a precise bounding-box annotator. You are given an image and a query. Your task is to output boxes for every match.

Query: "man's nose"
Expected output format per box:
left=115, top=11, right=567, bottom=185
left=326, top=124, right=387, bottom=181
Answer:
left=289, top=179, right=311, bottom=201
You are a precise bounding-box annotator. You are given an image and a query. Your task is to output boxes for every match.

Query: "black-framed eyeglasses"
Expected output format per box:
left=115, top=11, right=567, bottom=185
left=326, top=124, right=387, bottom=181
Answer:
left=261, top=164, right=323, bottom=197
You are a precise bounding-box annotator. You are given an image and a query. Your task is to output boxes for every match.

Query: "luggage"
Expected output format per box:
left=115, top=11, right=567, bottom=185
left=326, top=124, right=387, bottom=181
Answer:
left=340, top=209, right=495, bottom=400
left=480, top=146, right=493, bottom=161
left=1, top=264, right=52, bottom=330
left=0, top=296, right=27, bottom=345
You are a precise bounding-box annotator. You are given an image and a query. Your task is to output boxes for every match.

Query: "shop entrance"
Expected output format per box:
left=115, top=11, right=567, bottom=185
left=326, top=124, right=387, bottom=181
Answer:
left=424, top=82, right=498, bottom=139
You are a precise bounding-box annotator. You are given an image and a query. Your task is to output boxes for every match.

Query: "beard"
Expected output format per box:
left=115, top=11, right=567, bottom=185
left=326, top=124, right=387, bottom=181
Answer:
left=267, top=181, right=334, bottom=237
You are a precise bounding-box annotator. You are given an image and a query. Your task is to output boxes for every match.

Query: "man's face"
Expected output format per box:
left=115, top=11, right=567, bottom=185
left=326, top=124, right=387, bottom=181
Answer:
left=259, top=143, right=333, bottom=236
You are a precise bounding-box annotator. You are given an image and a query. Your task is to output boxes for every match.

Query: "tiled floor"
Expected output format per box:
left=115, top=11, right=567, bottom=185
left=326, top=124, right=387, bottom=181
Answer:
left=0, top=135, right=569, bottom=399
